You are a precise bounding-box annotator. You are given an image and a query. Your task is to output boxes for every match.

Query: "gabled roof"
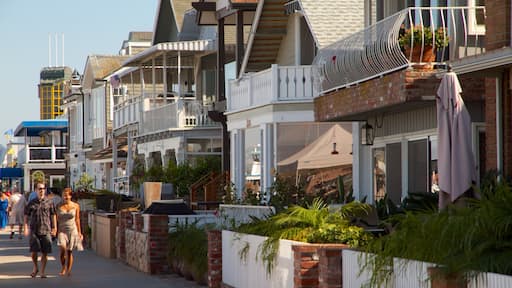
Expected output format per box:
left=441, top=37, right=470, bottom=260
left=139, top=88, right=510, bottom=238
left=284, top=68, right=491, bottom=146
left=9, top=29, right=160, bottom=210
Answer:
left=82, top=55, right=129, bottom=89
left=299, top=0, right=364, bottom=48
left=85, top=55, right=130, bottom=80
left=154, top=0, right=193, bottom=44
left=128, top=31, right=154, bottom=42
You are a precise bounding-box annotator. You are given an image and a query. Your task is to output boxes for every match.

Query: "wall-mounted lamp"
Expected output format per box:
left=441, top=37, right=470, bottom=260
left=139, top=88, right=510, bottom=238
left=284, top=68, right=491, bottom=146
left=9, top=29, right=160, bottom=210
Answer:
left=331, top=142, right=339, bottom=155
left=361, top=122, right=374, bottom=146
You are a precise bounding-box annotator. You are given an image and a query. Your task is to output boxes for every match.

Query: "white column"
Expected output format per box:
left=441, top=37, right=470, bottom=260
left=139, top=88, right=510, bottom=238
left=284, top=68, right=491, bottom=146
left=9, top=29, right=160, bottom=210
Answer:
left=294, top=13, right=301, bottom=66
left=236, top=129, right=245, bottom=200
left=24, top=166, right=30, bottom=193
left=112, top=136, right=118, bottom=192
left=152, top=58, right=156, bottom=97
left=163, top=52, right=167, bottom=101
left=261, top=123, right=274, bottom=203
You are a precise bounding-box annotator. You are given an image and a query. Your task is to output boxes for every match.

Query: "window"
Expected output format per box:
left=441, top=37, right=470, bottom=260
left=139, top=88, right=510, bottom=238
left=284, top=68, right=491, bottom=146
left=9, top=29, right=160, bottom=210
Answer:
left=373, top=147, right=386, bottom=202
left=408, top=139, right=429, bottom=193
left=468, top=0, right=485, bottom=35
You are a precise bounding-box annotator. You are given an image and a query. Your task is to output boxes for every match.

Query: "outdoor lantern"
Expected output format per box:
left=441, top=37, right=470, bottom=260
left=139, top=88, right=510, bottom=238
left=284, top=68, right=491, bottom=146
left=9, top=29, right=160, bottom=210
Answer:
left=331, top=142, right=339, bottom=154
left=361, top=122, right=374, bottom=146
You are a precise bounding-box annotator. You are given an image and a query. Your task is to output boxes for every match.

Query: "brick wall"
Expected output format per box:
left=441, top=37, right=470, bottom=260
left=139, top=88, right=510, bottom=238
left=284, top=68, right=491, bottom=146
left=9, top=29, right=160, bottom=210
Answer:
left=292, top=244, right=348, bottom=288
left=314, top=68, right=484, bottom=122
left=485, top=0, right=511, bottom=50
left=118, top=212, right=170, bottom=275
left=208, top=230, right=222, bottom=288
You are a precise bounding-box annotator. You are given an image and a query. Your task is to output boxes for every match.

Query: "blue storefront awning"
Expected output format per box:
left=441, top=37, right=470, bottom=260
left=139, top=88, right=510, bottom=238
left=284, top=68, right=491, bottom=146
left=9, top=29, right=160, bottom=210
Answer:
left=0, top=168, right=23, bottom=178
left=14, top=119, right=68, bottom=137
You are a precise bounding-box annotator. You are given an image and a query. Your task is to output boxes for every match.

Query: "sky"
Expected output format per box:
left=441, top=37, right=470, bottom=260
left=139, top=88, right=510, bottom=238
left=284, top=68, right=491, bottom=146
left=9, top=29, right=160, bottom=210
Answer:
left=0, top=0, right=159, bottom=147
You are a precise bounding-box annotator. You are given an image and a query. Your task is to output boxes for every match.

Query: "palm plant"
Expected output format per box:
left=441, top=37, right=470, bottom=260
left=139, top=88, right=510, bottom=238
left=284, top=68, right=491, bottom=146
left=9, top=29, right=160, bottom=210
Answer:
left=235, top=198, right=373, bottom=274
left=364, top=179, right=512, bottom=286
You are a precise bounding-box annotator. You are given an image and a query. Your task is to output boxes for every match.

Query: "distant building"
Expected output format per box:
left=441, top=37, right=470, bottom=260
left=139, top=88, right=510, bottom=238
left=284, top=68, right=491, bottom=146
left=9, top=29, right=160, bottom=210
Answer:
left=39, top=66, right=73, bottom=119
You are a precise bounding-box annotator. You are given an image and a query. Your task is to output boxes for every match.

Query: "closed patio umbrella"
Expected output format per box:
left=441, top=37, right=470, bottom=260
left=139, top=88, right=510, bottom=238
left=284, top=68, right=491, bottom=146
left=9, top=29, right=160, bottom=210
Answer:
left=436, top=72, right=477, bottom=209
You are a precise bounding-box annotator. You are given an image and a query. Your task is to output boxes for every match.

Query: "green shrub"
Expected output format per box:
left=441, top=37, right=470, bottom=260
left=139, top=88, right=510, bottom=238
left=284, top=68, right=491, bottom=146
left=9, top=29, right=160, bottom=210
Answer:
left=168, top=222, right=210, bottom=284
left=235, top=198, right=373, bottom=274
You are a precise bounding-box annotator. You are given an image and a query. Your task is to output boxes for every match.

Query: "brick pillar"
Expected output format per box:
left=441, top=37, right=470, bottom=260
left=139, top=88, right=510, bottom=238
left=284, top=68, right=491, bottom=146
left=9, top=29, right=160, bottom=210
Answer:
left=117, top=211, right=132, bottom=261
left=208, top=230, right=222, bottom=288
left=293, top=245, right=320, bottom=288
left=318, top=247, right=345, bottom=288
left=147, top=214, right=169, bottom=274
left=134, top=213, right=143, bottom=232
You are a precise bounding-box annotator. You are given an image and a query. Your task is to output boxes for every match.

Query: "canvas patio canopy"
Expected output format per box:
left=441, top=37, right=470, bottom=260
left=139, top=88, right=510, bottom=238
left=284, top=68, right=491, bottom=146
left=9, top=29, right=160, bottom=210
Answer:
left=278, top=124, right=352, bottom=171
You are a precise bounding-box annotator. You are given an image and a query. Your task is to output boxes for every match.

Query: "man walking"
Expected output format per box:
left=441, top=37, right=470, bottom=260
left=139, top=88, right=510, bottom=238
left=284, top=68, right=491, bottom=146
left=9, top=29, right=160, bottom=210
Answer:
left=24, top=182, right=57, bottom=278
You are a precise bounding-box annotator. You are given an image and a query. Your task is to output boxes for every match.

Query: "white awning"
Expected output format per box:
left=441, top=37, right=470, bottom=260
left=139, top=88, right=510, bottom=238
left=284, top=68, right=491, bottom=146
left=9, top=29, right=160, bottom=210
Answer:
left=123, top=40, right=217, bottom=67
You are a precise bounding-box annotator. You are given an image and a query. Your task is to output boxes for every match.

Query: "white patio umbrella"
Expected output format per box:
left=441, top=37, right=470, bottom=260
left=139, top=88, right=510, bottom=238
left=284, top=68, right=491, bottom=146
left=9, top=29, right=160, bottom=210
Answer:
left=436, top=72, right=477, bottom=209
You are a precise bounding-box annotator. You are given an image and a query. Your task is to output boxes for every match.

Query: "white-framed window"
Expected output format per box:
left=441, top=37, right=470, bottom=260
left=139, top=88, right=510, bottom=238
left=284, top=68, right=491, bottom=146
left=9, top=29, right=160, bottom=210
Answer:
left=468, top=0, right=486, bottom=35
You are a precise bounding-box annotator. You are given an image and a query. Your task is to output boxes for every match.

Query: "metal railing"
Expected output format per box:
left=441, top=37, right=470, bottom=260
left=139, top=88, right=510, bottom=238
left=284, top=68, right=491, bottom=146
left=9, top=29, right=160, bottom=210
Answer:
left=228, top=64, right=318, bottom=112
left=314, top=6, right=486, bottom=94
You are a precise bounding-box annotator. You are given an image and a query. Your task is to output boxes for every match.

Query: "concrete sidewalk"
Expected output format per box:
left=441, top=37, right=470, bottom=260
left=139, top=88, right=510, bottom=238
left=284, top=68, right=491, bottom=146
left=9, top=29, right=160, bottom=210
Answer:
left=0, top=230, right=205, bottom=287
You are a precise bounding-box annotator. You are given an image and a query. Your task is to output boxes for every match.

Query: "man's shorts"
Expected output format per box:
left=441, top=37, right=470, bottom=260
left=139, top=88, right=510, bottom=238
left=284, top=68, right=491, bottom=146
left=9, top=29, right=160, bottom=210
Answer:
left=29, top=234, right=52, bottom=253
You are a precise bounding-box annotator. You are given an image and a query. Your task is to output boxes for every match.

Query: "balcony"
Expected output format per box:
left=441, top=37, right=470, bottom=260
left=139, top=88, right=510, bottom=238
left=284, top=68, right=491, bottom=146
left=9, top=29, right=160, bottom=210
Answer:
left=314, top=6, right=486, bottom=93
left=140, top=99, right=218, bottom=135
left=227, top=64, right=318, bottom=112
left=113, top=96, right=142, bottom=131
left=18, top=145, right=66, bottom=164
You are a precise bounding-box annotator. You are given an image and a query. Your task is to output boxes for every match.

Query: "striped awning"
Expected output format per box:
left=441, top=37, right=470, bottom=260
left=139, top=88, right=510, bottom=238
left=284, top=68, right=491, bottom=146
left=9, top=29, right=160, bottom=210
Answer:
left=122, top=40, right=217, bottom=67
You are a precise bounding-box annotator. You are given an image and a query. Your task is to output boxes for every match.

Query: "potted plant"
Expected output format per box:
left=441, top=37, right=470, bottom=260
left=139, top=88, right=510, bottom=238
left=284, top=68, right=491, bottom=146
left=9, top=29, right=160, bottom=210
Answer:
left=399, top=25, right=449, bottom=63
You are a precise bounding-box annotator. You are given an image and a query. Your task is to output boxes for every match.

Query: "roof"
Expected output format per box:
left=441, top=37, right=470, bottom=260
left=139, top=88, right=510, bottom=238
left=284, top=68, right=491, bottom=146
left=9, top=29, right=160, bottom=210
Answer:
left=86, top=55, right=131, bottom=80
left=14, top=119, right=68, bottom=137
left=299, top=0, right=364, bottom=48
left=128, top=31, right=153, bottom=42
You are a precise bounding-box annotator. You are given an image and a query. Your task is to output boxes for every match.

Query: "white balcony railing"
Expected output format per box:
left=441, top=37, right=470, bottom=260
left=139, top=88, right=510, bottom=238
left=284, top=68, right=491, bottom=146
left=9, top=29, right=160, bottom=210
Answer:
left=18, top=146, right=66, bottom=164
left=140, top=99, right=218, bottom=135
left=314, top=6, right=486, bottom=93
left=113, top=96, right=142, bottom=130
left=227, top=64, right=318, bottom=112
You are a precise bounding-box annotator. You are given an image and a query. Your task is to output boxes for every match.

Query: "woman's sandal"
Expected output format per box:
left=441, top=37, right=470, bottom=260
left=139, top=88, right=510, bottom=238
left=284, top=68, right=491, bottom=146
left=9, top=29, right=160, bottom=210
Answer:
left=30, top=269, right=38, bottom=278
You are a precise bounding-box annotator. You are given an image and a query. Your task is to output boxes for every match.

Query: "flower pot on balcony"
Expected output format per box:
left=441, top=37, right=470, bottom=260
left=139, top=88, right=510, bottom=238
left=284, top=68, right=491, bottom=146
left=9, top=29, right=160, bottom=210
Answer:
left=404, top=45, right=436, bottom=69
left=427, top=267, right=467, bottom=288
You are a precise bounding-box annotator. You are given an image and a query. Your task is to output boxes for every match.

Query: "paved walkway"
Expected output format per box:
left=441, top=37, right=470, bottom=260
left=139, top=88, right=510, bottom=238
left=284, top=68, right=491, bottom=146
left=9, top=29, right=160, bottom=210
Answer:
left=0, top=230, right=205, bottom=287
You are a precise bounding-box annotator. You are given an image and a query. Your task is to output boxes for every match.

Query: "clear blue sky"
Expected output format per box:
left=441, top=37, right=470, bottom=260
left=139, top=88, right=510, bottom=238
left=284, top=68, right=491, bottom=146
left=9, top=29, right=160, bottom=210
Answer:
left=0, top=0, right=158, bottom=146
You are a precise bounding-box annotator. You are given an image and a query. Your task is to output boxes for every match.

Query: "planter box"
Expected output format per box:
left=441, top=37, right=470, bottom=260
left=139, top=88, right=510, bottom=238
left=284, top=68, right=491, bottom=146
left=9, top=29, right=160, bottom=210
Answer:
left=222, top=230, right=300, bottom=288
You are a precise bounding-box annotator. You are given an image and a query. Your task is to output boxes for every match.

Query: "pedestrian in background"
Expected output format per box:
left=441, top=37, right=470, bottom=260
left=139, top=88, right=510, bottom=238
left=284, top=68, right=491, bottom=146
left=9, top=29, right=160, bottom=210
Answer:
left=24, top=182, right=57, bottom=278
left=57, top=188, right=83, bottom=276
left=0, top=191, right=8, bottom=230
left=8, top=187, right=26, bottom=239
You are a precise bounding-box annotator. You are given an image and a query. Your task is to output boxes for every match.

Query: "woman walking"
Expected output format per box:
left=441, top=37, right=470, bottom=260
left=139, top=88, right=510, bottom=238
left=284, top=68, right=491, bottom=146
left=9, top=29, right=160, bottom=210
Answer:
left=57, top=188, right=83, bottom=276
left=0, top=191, right=9, bottom=230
